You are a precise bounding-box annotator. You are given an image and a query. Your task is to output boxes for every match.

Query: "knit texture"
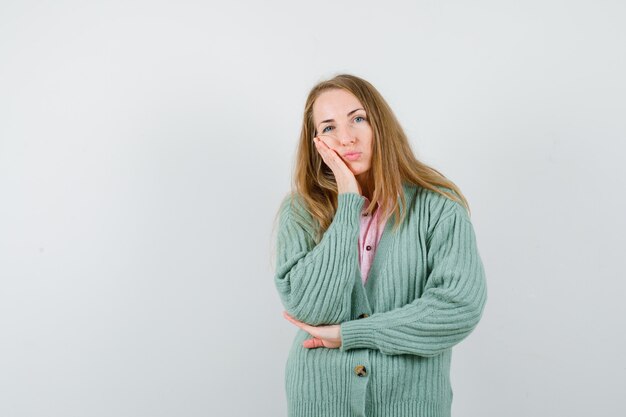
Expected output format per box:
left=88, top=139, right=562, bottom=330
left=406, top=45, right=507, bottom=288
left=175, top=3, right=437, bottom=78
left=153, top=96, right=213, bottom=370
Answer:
left=274, top=182, right=487, bottom=417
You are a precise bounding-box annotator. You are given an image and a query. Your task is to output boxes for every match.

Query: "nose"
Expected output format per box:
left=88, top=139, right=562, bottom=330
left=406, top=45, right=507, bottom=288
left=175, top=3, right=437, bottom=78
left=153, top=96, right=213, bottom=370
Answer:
left=336, top=124, right=356, bottom=146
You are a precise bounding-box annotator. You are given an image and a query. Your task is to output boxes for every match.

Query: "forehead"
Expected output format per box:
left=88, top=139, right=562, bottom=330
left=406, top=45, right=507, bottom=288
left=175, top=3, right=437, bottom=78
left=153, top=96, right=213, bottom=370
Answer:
left=313, top=89, right=363, bottom=120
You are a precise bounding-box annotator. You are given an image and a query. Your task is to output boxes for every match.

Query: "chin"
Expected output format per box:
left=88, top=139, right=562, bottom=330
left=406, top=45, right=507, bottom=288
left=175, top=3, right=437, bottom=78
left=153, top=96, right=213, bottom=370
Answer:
left=349, top=167, right=364, bottom=175
left=351, top=167, right=370, bottom=177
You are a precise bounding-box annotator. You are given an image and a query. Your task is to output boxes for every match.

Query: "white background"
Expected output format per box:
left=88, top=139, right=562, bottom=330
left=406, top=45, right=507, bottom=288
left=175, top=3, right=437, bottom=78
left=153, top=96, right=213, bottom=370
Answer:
left=1, top=1, right=625, bottom=416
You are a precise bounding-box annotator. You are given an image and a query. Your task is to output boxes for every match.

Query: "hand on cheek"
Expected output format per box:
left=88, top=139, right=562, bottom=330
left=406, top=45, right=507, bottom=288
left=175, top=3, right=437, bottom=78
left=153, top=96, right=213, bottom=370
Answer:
left=313, top=136, right=361, bottom=195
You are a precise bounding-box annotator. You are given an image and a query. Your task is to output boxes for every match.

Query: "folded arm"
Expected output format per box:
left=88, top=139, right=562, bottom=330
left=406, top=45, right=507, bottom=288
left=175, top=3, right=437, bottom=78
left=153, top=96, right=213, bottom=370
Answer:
left=274, top=192, right=364, bottom=326
left=339, top=203, right=488, bottom=357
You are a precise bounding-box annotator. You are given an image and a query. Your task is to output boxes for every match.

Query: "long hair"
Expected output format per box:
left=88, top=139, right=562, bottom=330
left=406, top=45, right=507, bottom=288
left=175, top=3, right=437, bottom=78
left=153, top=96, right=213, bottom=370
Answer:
left=274, top=73, right=470, bottom=246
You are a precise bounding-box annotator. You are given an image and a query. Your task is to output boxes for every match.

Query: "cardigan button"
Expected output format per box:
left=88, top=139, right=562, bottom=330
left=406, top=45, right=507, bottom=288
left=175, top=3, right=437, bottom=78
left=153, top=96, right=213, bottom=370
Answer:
left=366, top=245, right=372, bottom=251
left=354, top=365, right=367, bottom=377
left=357, top=313, right=369, bottom=319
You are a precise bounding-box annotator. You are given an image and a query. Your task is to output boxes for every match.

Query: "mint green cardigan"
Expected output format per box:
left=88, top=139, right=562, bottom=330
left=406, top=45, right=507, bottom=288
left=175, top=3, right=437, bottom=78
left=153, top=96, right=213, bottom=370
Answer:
left=274, top=182, right=488, bottom=417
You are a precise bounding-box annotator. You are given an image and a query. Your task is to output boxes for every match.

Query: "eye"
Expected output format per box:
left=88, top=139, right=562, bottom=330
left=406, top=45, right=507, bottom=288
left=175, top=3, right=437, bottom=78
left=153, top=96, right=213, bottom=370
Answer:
left=322, top=125, right=334, bottom=133
left=355, top=116, right=367, bottom=123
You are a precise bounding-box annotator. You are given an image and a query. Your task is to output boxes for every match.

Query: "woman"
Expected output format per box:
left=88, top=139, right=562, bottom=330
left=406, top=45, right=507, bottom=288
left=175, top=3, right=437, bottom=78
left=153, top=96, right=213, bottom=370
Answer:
left=272, top=73, right=488, bottom=417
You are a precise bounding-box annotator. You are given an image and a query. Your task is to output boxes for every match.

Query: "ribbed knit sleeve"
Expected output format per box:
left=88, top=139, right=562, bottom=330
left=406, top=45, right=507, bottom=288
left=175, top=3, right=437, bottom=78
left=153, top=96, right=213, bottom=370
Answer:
left=338, top=203, right=488, bottom=356
left=274, top=192, right=365, bottom=326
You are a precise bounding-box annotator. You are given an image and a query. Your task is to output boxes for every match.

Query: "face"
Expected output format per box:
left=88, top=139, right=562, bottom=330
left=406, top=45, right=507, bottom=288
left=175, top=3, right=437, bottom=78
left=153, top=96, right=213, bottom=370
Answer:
left=312, top=88, right=373, bottom=179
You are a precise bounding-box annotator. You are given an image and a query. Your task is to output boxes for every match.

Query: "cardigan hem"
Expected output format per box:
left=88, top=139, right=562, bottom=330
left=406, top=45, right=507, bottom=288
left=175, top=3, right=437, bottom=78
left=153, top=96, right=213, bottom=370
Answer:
left=288, top=398, right=452, bottom=417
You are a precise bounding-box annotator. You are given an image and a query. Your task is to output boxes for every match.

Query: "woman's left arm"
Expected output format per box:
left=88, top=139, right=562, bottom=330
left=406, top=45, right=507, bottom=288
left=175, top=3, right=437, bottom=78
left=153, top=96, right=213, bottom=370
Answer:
left=338, top=203, right=488, bottom=357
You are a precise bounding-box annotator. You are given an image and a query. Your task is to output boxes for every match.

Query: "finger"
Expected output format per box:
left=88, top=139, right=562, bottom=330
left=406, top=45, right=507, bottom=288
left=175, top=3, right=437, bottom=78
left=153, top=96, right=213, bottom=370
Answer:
left=283, top=311, right=301, bottom=325
left=316, top=136, right=334, bottom=152
left=283, top=311, right=312, bottom=332
left=314, top=140, right=334, bottom=167
left=315, top=137, right=342, bottom=167
left=303, top=338, right=324, bottom=349
left=319, top=139, right=344, bottom=165
left=314, top=137, right=330, bottom=155
left=315, top=136, right=332, bottom=151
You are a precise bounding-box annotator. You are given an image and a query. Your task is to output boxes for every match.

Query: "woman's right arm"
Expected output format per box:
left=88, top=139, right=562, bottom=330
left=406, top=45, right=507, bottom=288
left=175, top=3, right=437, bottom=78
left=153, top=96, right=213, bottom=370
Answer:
left=274, top=192, right=364, bottom=326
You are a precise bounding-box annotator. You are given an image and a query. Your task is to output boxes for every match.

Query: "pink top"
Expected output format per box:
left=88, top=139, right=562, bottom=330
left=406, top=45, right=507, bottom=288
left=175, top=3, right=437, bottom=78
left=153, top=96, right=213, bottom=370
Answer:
left=358, top=196, right=389, bottom=285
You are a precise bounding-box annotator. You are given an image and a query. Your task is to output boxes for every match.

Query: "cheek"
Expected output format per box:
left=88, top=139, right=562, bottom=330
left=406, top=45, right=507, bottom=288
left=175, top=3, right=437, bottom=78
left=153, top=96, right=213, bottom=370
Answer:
left=364, top=141, right=373, bottom=157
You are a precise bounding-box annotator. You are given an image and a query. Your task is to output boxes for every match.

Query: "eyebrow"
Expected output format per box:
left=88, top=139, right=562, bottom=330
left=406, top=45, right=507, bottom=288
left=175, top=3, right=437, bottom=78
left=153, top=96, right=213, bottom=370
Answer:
left=317, top=108, right=365, bottom=128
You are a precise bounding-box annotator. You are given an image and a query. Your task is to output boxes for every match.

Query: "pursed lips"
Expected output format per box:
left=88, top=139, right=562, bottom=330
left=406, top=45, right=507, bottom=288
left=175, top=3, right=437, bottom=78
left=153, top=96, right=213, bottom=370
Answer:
left=343, top=152, right=362, bottom=161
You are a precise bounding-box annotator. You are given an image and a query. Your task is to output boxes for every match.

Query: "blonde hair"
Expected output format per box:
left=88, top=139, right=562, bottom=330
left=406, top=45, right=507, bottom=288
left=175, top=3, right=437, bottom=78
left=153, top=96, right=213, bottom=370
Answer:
left=271, top=73, right=470, bottom=246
